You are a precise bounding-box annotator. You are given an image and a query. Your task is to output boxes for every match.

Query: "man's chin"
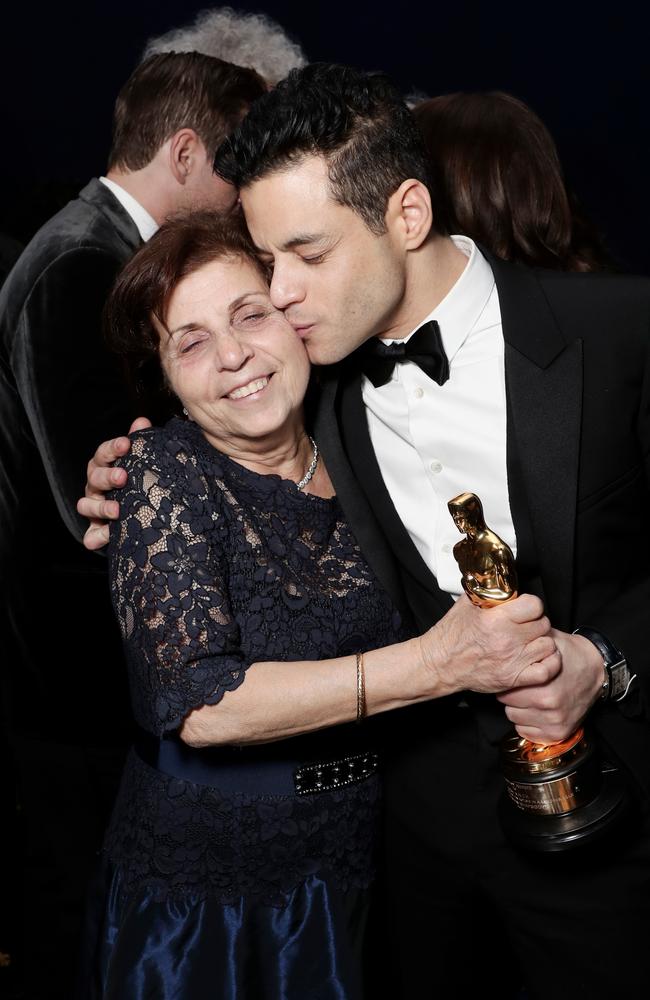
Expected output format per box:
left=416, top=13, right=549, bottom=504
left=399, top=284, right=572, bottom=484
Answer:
left=297, top=332, right=348, bottom=367
left=305, top=345, right=348, bottom=367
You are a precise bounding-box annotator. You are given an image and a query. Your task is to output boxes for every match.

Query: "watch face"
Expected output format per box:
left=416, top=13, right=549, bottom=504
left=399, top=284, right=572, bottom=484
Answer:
left=610, top=659, right=630, bottom=699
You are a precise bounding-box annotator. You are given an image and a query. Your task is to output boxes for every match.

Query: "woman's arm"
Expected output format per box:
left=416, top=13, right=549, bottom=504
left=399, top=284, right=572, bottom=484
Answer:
left=181, top=597, right=558, bottom=747
left=111, top=429, right=558, bottom=747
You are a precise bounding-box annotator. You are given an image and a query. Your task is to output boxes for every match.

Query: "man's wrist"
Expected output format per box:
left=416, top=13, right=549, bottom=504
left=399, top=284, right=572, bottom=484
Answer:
left=572, top=626, right=636, bottom=703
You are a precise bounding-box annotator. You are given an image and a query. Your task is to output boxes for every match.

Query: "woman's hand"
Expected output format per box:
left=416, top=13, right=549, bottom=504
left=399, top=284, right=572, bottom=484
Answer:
left=76, top=417, right=152, bottom=550
left=418, top=593, right=559, bottom=698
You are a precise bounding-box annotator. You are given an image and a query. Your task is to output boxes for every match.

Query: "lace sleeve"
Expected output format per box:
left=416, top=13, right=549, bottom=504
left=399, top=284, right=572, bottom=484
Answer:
left=108, top=428, right=247, bottom=735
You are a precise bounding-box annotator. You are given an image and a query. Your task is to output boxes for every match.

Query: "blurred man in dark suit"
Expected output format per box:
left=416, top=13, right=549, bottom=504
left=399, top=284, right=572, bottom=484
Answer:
left=0, top=50, right=264, bottom=999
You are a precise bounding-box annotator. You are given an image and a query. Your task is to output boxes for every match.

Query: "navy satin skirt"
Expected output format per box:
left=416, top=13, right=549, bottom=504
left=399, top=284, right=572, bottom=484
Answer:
left=81, top=854, right=370, bottom=999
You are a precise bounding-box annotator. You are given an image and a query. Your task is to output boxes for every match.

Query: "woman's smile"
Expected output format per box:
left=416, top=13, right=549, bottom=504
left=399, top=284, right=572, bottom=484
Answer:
left=225, top=374, right=271, bottom=400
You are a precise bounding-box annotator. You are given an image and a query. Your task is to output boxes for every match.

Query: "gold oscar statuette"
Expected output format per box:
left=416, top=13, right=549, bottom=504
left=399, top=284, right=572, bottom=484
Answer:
left=448, top=492, right=628, bottom=851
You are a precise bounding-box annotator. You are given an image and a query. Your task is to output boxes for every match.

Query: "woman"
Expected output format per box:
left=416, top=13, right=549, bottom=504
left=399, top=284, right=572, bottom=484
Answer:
left=413, top=91, right=612, bottom=272
left=85, top=211, right=554, bottom=998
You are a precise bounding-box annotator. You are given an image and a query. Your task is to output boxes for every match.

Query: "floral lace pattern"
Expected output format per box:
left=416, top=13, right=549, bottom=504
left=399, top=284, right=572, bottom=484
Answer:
left=106, top=419, right=409, bottom=904
left=105, top=750, right=381, bottom=906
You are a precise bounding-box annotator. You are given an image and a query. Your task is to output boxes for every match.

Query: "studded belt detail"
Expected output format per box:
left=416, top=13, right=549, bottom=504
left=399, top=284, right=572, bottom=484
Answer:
left=294, top=751, right=380, bottom=796
left=133, top=726, right=379, bottom=797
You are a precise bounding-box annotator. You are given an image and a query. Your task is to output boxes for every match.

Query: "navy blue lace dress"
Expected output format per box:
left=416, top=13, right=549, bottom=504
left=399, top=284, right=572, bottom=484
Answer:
left=86, top=418, right=409, bottom=999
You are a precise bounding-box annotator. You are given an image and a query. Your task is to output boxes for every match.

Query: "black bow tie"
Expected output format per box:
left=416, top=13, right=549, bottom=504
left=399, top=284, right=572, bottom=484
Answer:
left=360, top=320, right=449, bottom=388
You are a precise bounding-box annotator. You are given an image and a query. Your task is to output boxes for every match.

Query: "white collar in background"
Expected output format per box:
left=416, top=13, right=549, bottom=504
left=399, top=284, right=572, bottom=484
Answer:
left=99, top=176, right=159, bottom=243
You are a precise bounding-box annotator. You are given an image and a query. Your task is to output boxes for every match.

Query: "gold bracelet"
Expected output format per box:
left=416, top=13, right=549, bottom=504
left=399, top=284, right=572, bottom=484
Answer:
left=356, top=652, right=367, bottom=723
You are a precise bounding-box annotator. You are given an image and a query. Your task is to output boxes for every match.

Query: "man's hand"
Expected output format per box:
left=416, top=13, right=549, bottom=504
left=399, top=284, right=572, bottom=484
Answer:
left=420, top=594, right=560, bottom=698
left=76, top=417, right=152, bottom=550
left=496, top=628, right=604, bottom=744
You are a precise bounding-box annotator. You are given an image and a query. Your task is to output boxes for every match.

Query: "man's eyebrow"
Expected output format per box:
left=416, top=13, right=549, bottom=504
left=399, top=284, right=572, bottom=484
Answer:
left=283, top=234, right=326, bottom=250
left=255, top=234, right=326, bottom=254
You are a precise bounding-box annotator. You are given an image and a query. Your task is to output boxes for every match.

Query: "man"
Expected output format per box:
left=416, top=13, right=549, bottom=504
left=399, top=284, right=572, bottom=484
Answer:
left=81, top=64, right=650, bottom=998
left=0, top=51, right=264, bottom=998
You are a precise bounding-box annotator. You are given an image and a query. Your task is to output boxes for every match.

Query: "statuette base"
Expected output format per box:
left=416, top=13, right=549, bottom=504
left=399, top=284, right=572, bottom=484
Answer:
left=498, top=750, right=629, bottom=852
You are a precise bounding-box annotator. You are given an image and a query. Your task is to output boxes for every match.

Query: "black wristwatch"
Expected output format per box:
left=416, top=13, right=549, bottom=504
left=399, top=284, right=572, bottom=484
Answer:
left=572, top=626, right=635, bottom=702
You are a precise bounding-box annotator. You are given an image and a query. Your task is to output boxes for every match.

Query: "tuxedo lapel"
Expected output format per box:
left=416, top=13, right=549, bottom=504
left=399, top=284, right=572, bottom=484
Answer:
left=336, top=369, right=453, bottom=619
left=490, top=254, right=582, bottom=627
left=313, top=374, right=410, bottom=617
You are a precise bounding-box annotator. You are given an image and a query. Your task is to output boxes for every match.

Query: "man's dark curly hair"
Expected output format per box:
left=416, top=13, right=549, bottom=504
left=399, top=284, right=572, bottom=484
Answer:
left=214, top=63, right=440, bottom=236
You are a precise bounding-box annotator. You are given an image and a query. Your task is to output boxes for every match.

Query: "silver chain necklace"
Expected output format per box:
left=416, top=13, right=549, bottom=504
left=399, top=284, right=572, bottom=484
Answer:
left=295, top=436, right=319, bottom=491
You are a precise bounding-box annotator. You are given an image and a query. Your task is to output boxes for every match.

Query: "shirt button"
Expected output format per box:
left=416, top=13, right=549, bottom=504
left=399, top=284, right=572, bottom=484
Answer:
left=430, top=461, right=443, bottom=474
left=442, top=543, right=451, bottom=554
left=414, top=387, right=424, bottom=399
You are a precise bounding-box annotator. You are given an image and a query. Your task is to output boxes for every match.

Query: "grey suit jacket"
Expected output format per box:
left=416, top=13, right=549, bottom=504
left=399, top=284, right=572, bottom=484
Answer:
left=0, top=178, right=141, bottom=742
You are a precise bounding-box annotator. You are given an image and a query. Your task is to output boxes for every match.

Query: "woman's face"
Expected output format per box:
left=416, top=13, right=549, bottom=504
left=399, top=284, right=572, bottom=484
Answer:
left=157, top=256, right=311, bottom=454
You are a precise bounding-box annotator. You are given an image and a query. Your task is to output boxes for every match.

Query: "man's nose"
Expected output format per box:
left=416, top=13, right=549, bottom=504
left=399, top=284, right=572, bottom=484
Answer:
left=269, top=265, right=304, bottom=311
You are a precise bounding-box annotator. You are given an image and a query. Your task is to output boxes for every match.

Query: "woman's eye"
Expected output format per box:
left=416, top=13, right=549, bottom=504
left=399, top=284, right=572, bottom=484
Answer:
left=179, top=336, right=205, bottom=355
left=236, top=308, right=270, bottom=325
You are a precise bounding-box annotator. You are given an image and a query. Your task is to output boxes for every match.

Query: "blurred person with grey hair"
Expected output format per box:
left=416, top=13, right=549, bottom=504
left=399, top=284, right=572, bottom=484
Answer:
left=142, top=5, right=307, bottom=86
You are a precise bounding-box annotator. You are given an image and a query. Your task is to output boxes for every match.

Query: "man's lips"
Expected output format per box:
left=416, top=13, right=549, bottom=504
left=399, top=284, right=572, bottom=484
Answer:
left=291, top=324, right=314, bottom=339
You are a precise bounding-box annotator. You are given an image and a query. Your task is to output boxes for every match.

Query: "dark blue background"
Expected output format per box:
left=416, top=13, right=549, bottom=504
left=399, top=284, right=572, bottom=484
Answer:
left=1, top=1, right=648, bottom=271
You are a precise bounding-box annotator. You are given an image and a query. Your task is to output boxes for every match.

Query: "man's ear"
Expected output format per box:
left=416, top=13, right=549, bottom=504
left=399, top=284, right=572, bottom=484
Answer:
left=386, top=178, right=433, bottom=250
left=168, top=128, right=201, bottom=186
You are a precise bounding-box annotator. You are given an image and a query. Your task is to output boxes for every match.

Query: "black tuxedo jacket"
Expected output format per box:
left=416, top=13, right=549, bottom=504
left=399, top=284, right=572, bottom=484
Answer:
left=0, top=179, right=141, bottom=742
left=313, top=251, right=650, bottom=799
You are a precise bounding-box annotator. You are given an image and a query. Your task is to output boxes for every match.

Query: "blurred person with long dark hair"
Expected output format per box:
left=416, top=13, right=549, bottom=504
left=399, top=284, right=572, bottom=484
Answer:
left=413, top=90, right=612, bottom=272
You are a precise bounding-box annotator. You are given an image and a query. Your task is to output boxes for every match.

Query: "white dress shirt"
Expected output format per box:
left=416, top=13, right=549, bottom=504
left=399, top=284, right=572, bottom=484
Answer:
left=362, top=236, right=517, bottom=598
left=99, top=176, right=158, bottom=242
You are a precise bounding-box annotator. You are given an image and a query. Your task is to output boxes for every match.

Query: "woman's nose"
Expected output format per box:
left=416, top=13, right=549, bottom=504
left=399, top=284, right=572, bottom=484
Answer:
left=215, top=333, right=254, bottom=370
